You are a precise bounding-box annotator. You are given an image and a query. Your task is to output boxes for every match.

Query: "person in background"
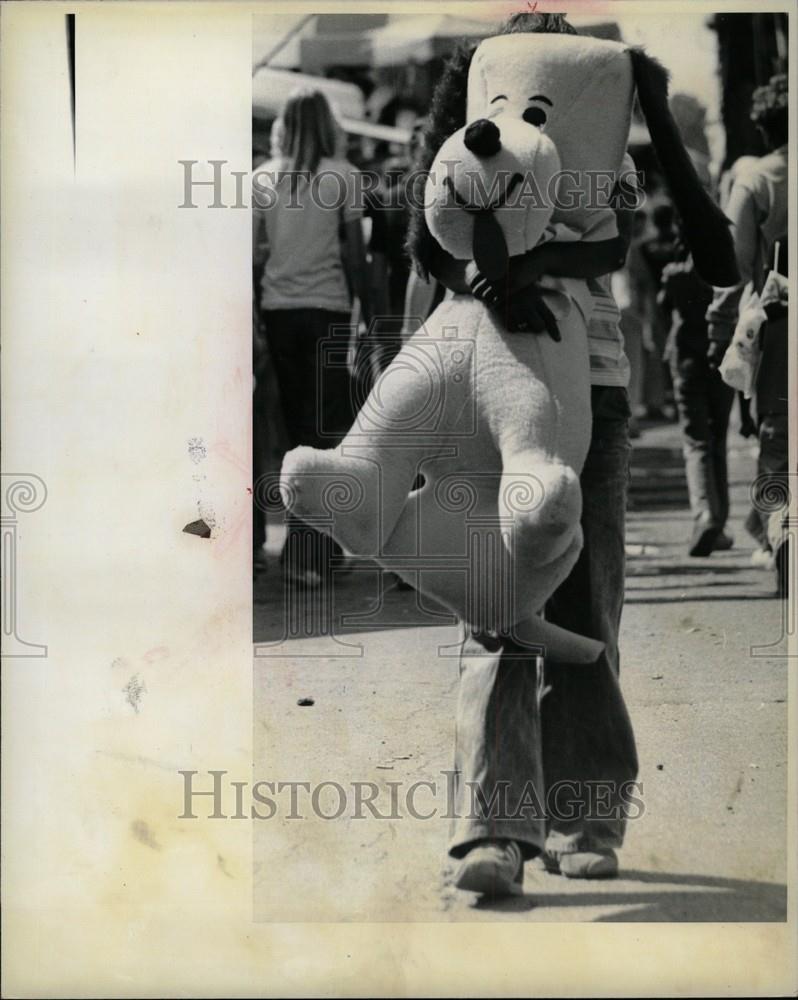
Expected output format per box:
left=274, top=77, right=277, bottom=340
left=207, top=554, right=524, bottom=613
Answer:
left=612, top=209, right=654, bottom=438
left=706, top=74, right=788, bottom=581
left=717, top=154, right=760, bottom=211
left=252, top=117, right=291, bottom=578
left=641, top=203, right=680, bottom=287
left=400, top=118, right=447, bottom=341
left=717, top=154, right=762, bottom=443
left=351, top=111, right=441, bottom=400
left=341, top=130, right=391, bottom=405
left=252, top=297, right=270, bottom=577
left=356, top=100, right=424, bottom=382
left=374, top=99, right=423, bottom=355
left=640, top=202, right=680, bottom=420
left=750, top=236, right=789, bottom=593
left=253, top=89, right=372, bottom=588
left=659, top=253, right=735, bottom=556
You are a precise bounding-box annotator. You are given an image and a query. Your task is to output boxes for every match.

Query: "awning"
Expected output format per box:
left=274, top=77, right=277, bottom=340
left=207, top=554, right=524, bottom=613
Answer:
left=300, top=13, right=493, bottom=71
left=300, top=32, right=372, bottom=71
left=252, top=67, right=411, bottom=145
left=367, top=14, right=493, bottom=66
left=340, top=117, right=412, bottom=145
left=253, top=67, right=365, bottom=121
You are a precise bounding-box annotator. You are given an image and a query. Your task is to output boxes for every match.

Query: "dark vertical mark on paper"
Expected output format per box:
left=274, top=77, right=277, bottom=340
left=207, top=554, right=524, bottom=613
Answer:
left=66, top=13, right=76, bottom=172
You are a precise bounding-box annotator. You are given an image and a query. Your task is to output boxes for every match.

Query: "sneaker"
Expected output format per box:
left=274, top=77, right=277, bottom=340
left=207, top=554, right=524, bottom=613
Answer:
left=543, top=847, right=618, bottom=879
left=743, top=509, right=766, bottom=547
left=688, top=516, right=721, bottom=558
left=750, top=546, right=775, bottom=569
left=712, top=530, right=734, bottom=552
left=453, top=839, right=524, bottom=897
left=739, top=415, right=757, bottom=438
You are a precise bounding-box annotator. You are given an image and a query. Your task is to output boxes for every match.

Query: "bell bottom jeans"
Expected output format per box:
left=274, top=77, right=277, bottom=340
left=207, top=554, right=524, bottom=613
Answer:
left=449, top=386, right=639, bottom=860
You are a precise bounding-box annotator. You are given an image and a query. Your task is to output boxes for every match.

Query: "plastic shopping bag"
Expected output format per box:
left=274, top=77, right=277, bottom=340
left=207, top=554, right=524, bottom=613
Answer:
left=719, top=293, right=766, bottom=398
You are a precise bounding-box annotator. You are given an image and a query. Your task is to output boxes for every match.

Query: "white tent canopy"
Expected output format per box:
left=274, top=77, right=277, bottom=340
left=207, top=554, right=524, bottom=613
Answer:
left=252, top=67, right=411, bottom=145
left=297, top=12, right=493, bottom=71
left=253, top=67, right=365, bottom=121
left=367, top=14, right=493, bottom=66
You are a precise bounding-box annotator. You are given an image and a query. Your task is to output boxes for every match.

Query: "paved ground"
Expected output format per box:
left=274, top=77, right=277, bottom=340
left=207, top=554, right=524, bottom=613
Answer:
left=253, top=417, right=788, bottom=922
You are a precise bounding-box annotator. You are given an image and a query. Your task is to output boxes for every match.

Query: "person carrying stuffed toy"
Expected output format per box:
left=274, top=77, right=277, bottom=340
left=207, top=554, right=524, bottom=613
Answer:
left=278, top=11, right=739, bottom=898
left=403, top=11, right=738, bottom=896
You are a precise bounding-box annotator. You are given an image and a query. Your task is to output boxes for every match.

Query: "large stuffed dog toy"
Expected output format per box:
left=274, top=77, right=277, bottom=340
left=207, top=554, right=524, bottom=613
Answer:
left=278, top=33, right=738, bottom=661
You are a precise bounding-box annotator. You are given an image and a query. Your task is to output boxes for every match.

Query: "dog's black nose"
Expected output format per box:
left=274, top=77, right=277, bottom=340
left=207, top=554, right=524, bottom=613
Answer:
left=463, top=119, right=501, bottom=158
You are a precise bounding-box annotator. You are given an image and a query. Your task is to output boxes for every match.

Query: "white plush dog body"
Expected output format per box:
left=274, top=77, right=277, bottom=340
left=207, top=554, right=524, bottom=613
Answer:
left=283, top=280, right=593, bottom=631
left=282, top=87, right=595, bottom=636
left=278, top=33, right=740, bottom=655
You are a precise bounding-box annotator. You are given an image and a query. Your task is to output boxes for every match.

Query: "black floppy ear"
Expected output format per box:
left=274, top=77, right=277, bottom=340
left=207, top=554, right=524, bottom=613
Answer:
left=630, top=47, right=739, bottom=288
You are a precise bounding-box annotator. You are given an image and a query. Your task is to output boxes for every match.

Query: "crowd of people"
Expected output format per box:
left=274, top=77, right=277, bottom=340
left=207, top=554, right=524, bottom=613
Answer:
left=617, top=71, right=788, bottom=572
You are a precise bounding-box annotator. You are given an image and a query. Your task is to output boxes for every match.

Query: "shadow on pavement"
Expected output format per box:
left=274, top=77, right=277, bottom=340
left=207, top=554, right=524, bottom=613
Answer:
left=625, top=592, right=780, bottom=605
left=629, top=444, right=689, bottom=511
left=473, top=869, right=787, bottom=921
left=254, top=559, right=455, bottom=645
left=627, top=564, right=755, bottom=576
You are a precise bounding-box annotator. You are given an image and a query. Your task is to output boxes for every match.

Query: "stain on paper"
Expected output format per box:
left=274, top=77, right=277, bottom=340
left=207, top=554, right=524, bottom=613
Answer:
left=123, top=674, right=147, bottom=713
left=188, top=437, right=206, bottom=464
left=130, top=819, right=160, bottom=851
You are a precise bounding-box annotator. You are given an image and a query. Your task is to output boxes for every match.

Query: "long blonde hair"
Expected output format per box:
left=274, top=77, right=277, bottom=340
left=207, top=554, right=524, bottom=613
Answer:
left=279, top=88, right=339, bottom=175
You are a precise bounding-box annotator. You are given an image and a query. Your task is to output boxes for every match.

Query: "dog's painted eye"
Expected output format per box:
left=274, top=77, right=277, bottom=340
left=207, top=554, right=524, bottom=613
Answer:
left=523, top=106, right=547, bottom=127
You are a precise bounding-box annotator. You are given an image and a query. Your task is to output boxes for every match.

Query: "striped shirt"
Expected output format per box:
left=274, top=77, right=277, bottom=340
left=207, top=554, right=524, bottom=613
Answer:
left=586, top=272, right=631, bottom=388
left=580, top=153, right=636, bottom=388
left=527, top=214, right=630, bottom=386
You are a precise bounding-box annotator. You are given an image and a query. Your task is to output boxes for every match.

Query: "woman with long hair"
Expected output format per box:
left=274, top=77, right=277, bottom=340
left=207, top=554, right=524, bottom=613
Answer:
left=254, top=89, right=371, bottom=587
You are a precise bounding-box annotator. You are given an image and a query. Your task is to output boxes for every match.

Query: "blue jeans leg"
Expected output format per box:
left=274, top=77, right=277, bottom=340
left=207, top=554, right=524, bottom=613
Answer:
left=541, top=386, right=638, bottom=854
left=448, top=630, right=547, bottom=860
left=671, top=347, right=734, bottom=528
left=448, top=387, right=638, bottom=859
